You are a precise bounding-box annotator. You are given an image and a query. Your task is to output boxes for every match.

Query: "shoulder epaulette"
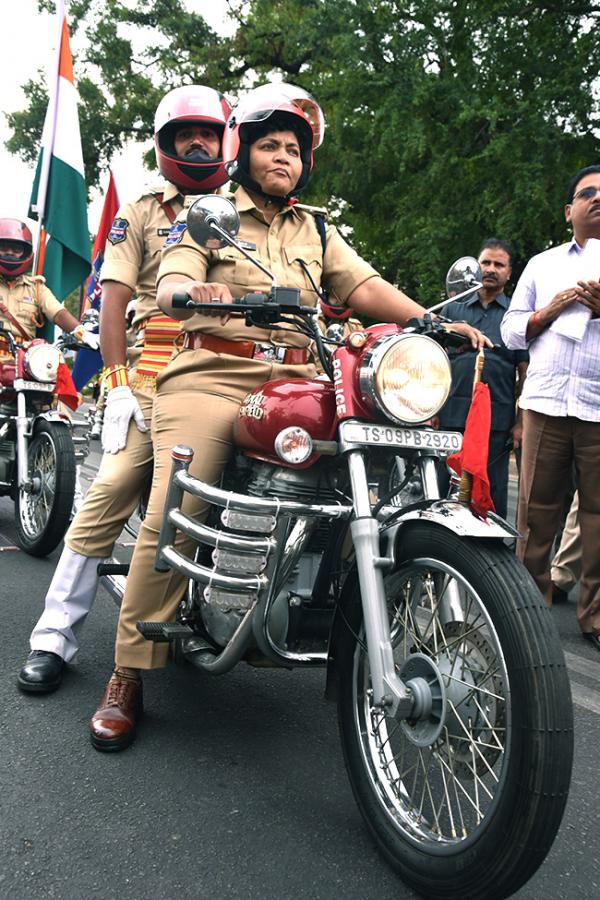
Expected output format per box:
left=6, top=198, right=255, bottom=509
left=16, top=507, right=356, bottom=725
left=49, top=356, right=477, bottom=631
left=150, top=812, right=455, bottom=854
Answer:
left=293, top=203, right=329, bottom=220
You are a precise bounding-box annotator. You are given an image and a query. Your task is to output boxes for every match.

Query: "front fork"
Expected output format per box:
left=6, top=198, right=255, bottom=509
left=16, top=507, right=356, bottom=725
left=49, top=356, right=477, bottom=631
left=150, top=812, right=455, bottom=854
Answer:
left=419, top=455, right=464, bottom=625
left=16, top=393, right=34, bottom=492
left=348, top=450, right=461, bottom=719
left=348, top=450, right=415, bottom=718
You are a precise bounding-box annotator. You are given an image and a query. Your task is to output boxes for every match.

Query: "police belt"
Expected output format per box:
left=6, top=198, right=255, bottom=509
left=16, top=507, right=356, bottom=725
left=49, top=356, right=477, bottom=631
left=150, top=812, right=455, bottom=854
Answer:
left=182, top=332, right=308, bottom=365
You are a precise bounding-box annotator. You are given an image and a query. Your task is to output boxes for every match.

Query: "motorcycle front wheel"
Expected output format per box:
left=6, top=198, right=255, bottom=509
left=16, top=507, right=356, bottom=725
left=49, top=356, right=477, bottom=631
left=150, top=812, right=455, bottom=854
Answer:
left=336, top=522, right=573, bottom=900
left=15, top=420, right=76, bottom=557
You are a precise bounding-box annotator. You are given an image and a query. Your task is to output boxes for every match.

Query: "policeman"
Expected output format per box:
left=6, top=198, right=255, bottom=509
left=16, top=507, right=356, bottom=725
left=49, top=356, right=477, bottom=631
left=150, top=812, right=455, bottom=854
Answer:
left=17, top=85, right=231, bottom=693
left=86, top=82, right=489, bottom=751
left=0, top=218, right=95, bottom=350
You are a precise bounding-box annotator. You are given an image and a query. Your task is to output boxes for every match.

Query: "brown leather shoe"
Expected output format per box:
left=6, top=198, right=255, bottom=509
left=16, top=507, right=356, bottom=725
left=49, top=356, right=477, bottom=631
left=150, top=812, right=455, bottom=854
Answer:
left=89, top=674, right=143, bottom=752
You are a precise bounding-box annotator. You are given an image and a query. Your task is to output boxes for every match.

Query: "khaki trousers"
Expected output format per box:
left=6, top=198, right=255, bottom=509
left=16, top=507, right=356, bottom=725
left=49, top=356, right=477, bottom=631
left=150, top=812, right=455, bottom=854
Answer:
left=517, top=410, right=600, bottom=635
left=66, top=380, right=155, bottom=557
left=115, top=349, right=316, bottom=668
left=551, top=491, right=582, bottom=592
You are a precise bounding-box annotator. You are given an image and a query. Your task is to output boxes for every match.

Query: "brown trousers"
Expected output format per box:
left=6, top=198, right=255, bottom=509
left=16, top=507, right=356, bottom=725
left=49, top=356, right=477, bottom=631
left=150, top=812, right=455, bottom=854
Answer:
left=115, top=348, right=316, bottom=669
left=66, top=380, right=155, bottom=557
left=517, top=409, right=600, bottom=635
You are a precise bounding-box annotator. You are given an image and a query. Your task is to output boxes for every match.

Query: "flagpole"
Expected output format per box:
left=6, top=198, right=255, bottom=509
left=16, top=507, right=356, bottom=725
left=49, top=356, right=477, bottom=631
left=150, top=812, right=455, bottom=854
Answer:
left=32, top=0, right=66, bottom=277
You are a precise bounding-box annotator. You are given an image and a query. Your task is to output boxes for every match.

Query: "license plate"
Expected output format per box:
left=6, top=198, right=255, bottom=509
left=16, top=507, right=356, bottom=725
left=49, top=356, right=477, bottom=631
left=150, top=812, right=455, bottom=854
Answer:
left=340, top=421, right=462, bottom=454
left=14, top=379, right=54, bottom=393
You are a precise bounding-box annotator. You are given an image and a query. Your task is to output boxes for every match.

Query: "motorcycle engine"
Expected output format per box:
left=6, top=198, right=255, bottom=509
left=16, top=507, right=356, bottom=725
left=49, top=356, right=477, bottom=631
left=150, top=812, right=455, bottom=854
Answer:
left=195, top=457, right=345, bottom=649
left=245, top=460, right=343, bottom=552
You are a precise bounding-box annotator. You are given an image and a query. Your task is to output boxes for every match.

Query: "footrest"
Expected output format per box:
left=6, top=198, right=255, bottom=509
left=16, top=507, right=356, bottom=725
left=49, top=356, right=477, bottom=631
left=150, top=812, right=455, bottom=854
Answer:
left=136, top=621, right=195, bottom=642
left=98, top=563, right=130, bottom=576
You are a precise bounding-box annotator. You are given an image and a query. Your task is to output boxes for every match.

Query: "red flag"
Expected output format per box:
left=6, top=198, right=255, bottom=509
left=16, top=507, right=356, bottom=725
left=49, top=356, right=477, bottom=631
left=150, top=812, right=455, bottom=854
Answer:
left=72, top=170, right=120, bottom=390
left=55, top=361, right=79, bottom=411
left=446, top=381, right=495, bottom=519
left=80, top=170, right=120, bottom=317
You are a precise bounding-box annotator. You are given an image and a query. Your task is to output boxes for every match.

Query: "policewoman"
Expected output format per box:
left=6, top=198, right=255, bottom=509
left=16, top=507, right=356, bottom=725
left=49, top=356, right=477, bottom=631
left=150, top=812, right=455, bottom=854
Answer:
left=18, top=86, right=232, bottom=694
left=88, top=82, right=488, bottom=750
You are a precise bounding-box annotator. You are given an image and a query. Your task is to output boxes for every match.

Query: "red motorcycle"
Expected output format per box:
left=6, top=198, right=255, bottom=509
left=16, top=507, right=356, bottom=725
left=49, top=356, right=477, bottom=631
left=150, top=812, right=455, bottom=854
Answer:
left=0, top=328, right=87, bottom=555
left=133, top=197, right=573, bottom=900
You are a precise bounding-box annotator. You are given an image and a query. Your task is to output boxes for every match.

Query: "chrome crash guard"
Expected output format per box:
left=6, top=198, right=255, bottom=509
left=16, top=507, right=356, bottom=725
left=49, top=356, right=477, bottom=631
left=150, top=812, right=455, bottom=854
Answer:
left=153, top=445, right=352, bottom=673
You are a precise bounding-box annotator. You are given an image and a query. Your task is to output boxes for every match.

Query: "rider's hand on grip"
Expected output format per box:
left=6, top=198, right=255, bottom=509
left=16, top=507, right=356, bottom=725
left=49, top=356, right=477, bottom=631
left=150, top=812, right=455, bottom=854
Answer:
left=101, top=385, right=148, bottom=454
left=172, top=293, right=193, bottom=309
left=176, top=281, right=234, bottom=325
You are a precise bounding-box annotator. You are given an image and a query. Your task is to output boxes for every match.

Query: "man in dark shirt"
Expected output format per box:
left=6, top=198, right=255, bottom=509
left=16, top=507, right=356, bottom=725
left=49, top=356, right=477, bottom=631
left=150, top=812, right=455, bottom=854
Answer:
left=437, top=239, right=528, bottom=519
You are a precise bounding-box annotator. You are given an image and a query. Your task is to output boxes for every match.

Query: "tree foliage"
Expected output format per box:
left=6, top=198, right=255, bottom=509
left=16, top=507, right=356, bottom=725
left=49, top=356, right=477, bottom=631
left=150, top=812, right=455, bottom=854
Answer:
left=7, top=0, right=600, bottom=300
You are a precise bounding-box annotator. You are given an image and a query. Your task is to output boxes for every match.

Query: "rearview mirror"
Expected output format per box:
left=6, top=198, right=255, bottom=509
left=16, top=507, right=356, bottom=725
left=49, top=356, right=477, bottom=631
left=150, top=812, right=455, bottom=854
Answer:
left=186, top=195, right=241, bottom=249
left=445, top=256, right=481, bottom=299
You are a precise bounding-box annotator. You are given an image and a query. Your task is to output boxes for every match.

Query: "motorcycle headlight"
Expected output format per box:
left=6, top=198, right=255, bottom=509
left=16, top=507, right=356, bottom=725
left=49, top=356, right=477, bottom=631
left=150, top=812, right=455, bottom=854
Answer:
left=23, top=343, right=60, bottom=383
left=359, top=334, right=452, bottom=425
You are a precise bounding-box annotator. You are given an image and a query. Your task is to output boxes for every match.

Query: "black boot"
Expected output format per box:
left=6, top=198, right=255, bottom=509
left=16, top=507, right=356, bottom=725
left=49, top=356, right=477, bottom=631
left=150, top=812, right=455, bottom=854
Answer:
left=17, top=651, right=64, bottom=693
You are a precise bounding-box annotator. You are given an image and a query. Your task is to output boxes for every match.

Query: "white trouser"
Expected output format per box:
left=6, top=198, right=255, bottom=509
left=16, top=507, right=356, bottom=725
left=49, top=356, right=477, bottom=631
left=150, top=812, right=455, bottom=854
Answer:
left=29, top=547, right=107, bottom=662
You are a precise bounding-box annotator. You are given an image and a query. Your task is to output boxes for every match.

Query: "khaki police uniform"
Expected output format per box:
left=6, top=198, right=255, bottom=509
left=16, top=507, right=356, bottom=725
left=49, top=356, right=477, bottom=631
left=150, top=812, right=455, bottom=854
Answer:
left=114, top=185, right=378, bottom=667
left=0, top=274, right=64, bottom=345
left=65, top=182, right=184, bottom=558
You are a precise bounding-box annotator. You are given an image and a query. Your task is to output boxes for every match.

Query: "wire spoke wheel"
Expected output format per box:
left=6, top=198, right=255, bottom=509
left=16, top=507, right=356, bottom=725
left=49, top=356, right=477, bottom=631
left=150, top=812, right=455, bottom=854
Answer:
left=336, top=523, right=573, bottom=900
left=360, top=559, right=508, bottom=845
left=15, top=421, right=75, bottom=557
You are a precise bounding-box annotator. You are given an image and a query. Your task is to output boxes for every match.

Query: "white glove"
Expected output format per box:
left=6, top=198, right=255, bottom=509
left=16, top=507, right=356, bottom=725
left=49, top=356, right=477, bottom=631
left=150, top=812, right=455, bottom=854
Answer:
left=80, top=330, right=100, bottom=351
left=101, top=385, right=148, bottom=454
left=72, top=325, right=100, bottom=351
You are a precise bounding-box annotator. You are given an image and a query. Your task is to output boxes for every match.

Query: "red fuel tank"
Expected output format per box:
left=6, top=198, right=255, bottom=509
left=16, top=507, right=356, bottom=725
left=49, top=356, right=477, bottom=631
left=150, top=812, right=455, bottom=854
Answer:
left=234, top=377, right=337, bottom=468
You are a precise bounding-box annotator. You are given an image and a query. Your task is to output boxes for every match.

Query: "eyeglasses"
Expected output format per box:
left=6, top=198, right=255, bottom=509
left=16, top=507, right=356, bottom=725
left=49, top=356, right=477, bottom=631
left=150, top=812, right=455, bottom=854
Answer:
left=573, top=185, right=600, bottom=202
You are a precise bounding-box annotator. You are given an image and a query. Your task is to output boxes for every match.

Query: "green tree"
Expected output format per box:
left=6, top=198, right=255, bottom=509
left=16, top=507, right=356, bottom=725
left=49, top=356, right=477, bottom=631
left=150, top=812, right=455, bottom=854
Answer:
left=8, top=0, right=600, bottom=300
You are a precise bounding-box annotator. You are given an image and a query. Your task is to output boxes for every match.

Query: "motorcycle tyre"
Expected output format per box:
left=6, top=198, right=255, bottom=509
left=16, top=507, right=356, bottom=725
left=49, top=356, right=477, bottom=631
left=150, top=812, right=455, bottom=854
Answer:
left=15, top=420, right=76, bottom=558
left=336, top=522, right=573, bottom=900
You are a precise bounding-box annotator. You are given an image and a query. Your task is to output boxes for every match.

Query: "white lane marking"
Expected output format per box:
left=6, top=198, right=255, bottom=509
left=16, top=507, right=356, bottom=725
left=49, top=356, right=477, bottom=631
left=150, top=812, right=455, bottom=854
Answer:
left=569, top=681, right=600, bottom=716
left=564, top=650, right=599, bottom=682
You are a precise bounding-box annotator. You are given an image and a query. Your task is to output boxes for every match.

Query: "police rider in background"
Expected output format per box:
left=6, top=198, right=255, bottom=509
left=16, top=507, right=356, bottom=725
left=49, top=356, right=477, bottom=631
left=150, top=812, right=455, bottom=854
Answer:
left=0, top=218, right=97, bottom=352
left=17, top=86, right=231, bottom=694
left=84, top=82, right=489, bottom=752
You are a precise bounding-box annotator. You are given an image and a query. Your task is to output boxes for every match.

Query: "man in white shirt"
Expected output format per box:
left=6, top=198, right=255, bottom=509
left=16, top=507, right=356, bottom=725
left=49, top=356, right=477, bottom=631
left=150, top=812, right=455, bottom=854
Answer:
left=501, top=165, right=600, bottom=654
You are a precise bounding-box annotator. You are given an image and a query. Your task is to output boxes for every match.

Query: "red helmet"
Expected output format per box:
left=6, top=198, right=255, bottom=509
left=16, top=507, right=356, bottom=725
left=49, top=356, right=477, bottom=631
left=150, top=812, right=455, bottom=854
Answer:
left=0, top=218, right=34, bottom=277
left=223, top=83, right=325, bottom=200
left=154, top=86, right=231, bottom=192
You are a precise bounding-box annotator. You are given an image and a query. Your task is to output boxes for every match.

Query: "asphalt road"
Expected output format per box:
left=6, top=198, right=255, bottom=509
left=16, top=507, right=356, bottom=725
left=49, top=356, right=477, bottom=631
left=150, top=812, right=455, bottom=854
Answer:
left=1, top=449, right=599, bottom=900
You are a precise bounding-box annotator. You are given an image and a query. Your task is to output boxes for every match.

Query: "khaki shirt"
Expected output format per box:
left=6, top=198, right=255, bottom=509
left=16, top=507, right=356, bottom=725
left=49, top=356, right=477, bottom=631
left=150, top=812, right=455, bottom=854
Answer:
left=100, top=181, right=184, bottom=328
left=0, top=274, right=64, bottom=341
left=157, top=186, right=378, bottom=348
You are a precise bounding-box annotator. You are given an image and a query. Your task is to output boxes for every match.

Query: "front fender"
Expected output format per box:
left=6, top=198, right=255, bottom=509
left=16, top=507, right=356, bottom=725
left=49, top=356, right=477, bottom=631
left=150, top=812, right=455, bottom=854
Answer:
left=36, top=410, right=71, bottom=427
left=379, top=498, right=518, bottom=573
left=381, top=498, right=519, bottom=541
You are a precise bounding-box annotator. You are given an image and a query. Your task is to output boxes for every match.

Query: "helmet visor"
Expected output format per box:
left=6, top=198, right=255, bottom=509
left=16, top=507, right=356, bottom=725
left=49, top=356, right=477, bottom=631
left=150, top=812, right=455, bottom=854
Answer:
left=0, top=240, right=30, bottom=261
left=233, top=83, right=324, bottom=148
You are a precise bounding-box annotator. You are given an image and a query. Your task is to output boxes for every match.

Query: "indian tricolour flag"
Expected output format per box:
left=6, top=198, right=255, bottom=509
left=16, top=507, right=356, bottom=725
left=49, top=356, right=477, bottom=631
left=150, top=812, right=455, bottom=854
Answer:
left=29, top=0, right=90, bottom=311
